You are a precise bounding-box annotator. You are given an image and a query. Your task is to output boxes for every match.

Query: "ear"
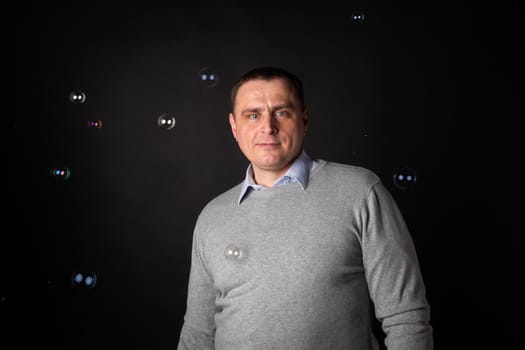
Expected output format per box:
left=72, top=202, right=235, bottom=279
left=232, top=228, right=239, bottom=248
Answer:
left=302, top=109, right=309, bottom=135
left=229, top=113, right=238, bottom=141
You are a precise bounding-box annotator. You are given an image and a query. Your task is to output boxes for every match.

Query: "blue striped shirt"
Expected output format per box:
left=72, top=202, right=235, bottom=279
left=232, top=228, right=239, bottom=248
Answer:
left=238, top=150, right=318, bottom=205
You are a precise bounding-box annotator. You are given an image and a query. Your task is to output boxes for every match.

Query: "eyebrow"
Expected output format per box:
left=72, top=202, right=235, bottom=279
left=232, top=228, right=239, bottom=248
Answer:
left=239, top=103, right=296, bottom=115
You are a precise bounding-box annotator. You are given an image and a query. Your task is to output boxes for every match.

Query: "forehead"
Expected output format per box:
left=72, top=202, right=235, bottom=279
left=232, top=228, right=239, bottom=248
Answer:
left=236, top=78, right=295, bottom=102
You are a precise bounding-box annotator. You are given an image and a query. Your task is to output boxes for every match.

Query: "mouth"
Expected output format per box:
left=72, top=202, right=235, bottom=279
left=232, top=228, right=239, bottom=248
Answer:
left=256, top=142, right=281, bottom=148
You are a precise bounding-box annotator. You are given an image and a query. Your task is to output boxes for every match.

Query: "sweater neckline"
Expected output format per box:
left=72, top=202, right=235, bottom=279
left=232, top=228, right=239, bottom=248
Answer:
left=239, top=160, right=328, bottom=199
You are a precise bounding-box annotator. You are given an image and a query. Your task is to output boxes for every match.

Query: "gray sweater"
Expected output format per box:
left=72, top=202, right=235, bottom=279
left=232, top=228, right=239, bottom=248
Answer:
left=178, top=160, right=433, bottom=349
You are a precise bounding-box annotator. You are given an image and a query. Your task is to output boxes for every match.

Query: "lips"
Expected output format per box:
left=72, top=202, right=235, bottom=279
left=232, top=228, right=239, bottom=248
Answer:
left=255, top=139, right=281, bottom=145
left=256, top=142, right=281, bottom=147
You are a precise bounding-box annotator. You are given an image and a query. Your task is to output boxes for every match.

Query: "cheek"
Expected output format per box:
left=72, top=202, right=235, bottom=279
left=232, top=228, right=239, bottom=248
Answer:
left=237, top=128, right=254, bottom=145
left=288, top=124, right=306, bottom=140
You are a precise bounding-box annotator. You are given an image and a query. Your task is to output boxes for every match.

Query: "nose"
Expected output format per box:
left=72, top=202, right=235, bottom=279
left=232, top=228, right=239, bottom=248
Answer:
left=260, top=113, right=277, bottom=134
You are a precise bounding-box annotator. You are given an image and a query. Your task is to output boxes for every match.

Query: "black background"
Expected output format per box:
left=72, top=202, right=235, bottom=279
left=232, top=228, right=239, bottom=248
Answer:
left=5, top=3, right=520, bottom=349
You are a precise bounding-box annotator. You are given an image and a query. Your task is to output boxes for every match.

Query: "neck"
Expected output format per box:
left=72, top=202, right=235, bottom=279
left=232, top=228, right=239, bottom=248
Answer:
left=251, top=152, right=302, bottom=188
left=252, top=166, right=290, bottom=188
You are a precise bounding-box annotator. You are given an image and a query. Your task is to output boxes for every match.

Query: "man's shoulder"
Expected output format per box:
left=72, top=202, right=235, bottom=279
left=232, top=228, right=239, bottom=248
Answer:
left=316, top=159, right=381, bottom=187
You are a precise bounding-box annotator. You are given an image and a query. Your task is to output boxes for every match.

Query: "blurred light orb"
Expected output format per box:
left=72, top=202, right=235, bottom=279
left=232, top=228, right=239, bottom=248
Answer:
left=225, top=244, right=244, bottom=261
left=84, top=275, right=95, bottom=287
left=73, top=273, right=83, bottom=284
left=50, top=167, right=71, bottom=180
left=88, top=120, right=102, bottom=128
left=69, top=90, right=86, bottom=103
left=198, top=66, right=219, bottom=87
left=71, top=271, right=97, bottom=288
left=393, top=166, right=417, bottom=190
left=158, top=113, right=176, bottom=130
left=351, top=11, right=366, bottom=23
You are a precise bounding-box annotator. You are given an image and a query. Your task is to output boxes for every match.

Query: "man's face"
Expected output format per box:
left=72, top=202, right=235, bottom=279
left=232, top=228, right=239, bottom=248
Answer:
left=229, top=78, right=308, bottom=177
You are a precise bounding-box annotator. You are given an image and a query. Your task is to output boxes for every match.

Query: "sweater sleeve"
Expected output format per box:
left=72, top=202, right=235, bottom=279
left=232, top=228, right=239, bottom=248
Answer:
left=177, top=216, right=217, bottom=350
left=361, top=181, right=433, bottom=350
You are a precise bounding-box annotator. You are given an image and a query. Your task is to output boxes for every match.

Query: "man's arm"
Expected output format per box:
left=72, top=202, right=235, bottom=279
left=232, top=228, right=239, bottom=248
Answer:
left=177, top=217, right=217, bottom=350
left=361, top=181, right=433, bottom=350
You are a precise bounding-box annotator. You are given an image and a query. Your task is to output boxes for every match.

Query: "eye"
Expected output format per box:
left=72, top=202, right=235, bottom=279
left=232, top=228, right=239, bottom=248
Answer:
left=274, top=110, right=289, bottom=118
left=248, top=113, right=259, bottom=120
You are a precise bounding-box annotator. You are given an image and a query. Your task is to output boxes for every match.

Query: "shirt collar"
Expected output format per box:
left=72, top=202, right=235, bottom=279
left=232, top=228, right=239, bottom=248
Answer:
left=238, top=150, right=314, bottom=205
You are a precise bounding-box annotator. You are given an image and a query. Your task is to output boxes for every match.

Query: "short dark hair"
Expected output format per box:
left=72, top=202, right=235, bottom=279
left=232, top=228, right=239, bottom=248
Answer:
left=230, top=66, right=305, bottom=112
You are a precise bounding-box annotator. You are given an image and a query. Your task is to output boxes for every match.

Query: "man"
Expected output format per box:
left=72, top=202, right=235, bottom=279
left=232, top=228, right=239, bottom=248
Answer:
left=177, top=66, right=433, bottom=349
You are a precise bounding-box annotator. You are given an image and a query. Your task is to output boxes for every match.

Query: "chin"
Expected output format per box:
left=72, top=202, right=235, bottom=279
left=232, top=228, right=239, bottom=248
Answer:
left=258, top=157, right=289, bottom=169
